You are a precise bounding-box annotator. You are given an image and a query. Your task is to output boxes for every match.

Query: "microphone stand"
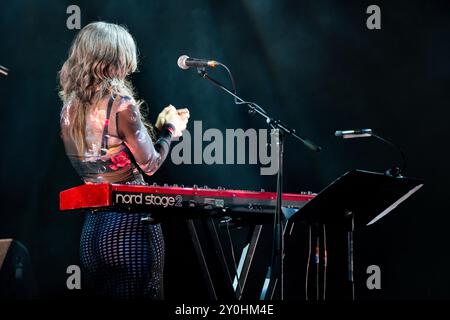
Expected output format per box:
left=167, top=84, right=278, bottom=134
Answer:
left=196, top=67, right=321, bottom=300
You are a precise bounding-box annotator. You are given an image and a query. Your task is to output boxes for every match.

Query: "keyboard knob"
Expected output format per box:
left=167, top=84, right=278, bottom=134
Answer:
left=173, top=184, right=178, bottom=187
left=203, top=185, right=208, bottom=189
left=152, top=182, right=158, bottom=186
left=193, top=184, right=198, bottom=189
left=164, top=183, right=168, bottom=187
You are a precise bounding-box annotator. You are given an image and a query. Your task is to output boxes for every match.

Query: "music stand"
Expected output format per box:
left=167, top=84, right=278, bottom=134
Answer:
left=292, top=169, right=424, bottom=227
left=287, top=169, right=423, bottom=300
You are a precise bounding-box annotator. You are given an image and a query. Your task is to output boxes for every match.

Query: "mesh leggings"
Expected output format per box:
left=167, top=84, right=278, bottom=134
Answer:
left=80, top=211, right=164, bottom=299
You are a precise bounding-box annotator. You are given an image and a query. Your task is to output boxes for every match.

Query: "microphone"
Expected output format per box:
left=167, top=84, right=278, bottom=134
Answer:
left=335, top=129, right=372, bottom=139
left=177, top=55, right=219, bottom=70
left=0, top=65, right=9, bottom=76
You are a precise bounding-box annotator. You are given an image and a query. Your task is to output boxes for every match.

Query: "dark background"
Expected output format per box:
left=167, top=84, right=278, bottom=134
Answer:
left=0, top=0, right=449, bottom=300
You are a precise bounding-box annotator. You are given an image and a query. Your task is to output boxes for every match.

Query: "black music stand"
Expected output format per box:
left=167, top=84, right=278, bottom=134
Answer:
left=292, top=169, right=424, bottom=227
left=285, top=169, right=424, bottom=300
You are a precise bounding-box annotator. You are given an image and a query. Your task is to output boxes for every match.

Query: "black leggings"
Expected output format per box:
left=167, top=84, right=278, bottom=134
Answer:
left=80, top=211, right=164, bottom=299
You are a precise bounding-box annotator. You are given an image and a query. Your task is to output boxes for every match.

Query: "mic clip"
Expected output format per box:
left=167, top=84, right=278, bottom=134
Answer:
left=196, top=68, right=207, bottom=77
left=385, top=166, right=402, bottom=178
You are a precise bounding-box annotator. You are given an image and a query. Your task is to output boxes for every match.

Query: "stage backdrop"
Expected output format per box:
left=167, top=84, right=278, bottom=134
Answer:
left=0, top=0, right=449, bottom=299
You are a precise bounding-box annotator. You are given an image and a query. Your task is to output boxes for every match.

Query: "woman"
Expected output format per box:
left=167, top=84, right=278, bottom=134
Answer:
left=59, top=22, right=189, bottom=299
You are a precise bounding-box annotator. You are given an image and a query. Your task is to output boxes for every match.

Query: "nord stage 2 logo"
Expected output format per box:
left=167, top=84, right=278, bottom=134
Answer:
left=114, top=192, right=183, bottom=208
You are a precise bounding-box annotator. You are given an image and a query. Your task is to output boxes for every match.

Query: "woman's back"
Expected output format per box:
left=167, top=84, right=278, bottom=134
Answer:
left=61, top=95, right=146, bottom=183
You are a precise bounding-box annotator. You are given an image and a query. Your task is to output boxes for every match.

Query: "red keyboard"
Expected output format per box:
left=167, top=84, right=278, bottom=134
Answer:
left=60, top=183, right=315, bottom=218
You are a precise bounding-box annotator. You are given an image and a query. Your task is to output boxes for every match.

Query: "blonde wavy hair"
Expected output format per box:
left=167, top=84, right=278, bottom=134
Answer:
left=59, top=21, right=154, bottom=155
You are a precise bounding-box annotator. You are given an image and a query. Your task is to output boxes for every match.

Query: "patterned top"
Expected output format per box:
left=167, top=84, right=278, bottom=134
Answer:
left=60, top=95, right=174, bottom=184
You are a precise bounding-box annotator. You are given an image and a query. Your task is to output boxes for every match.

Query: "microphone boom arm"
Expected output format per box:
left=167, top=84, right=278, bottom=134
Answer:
left=196, top=68, right=322, bottom=152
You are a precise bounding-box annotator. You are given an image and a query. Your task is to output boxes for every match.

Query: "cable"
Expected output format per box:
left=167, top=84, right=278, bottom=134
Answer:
left=346, top=214, right=355, bottom=301
left=350, top=215, right=355, bottom=301
left=323, top=224, right=327, bottom=300
left=315, top=229, right=320, bottom=301
left=372, top=133, right=407, bottom=176
left=218, top=63, right=237, bottom=100
left=305, top=225, right=312, bottom=300
left=218, top=62, right=269, bottom=116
